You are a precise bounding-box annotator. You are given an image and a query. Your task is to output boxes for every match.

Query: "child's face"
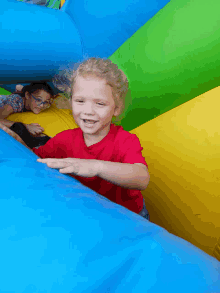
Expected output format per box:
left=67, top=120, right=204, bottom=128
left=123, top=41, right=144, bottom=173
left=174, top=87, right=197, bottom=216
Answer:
left=26, top=90, right=52, bottom=114
left=72, top=76, right=119, bottom=137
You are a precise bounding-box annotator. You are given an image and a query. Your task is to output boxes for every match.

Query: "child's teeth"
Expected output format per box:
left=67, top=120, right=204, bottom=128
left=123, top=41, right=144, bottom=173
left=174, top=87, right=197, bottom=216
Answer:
left=85, top=120, right=95, bottom=123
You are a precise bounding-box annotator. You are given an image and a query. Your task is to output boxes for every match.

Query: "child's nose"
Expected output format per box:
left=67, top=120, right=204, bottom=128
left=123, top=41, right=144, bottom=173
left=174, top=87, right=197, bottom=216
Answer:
left=83, top=102, right=95, bottom=114
left=39, top=103, right=45, bottom=109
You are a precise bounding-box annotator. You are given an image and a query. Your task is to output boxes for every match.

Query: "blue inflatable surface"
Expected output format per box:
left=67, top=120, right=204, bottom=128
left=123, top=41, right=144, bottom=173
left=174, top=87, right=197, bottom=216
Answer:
left=62, top=0, right=169, bottom=58
left=0, top=0, right=82, bottom=84
left=0, top=129, right=220, bottom=292
left=0, top=0, right=170, bottom=84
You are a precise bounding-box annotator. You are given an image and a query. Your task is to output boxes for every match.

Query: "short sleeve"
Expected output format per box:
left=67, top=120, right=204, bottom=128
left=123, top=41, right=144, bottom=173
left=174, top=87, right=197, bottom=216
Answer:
left=0, top=95, right=7, bottom=108
left=33, top=131, right=69, bottom=158
left=2, top=94, right=25, bottom=113
left=121, top=134, right=148, bottom=168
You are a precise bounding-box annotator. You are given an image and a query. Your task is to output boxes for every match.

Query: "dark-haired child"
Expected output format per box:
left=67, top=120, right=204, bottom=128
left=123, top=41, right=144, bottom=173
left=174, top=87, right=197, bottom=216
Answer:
left=0, top=82, right=55, bottom=136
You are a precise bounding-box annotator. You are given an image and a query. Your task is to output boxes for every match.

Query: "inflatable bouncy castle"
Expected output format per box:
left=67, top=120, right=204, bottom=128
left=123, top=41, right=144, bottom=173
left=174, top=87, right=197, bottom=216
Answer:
left=0, top=0, right=220, bottom=292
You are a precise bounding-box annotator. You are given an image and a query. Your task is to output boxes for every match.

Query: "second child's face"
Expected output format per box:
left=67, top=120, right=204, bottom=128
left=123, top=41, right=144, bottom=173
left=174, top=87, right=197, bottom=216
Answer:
left=72, top=76, right=119, bottom=138
left=26, top=90, right=52, bottom=114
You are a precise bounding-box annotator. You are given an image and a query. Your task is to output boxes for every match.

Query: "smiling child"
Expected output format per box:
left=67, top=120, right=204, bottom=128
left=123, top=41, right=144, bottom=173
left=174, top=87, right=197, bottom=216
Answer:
left=1, top=58, right=150, bottom=219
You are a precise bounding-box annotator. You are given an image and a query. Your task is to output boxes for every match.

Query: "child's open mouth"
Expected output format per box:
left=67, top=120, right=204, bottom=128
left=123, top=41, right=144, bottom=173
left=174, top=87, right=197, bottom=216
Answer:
left=83, top=119, right=97, bottom=125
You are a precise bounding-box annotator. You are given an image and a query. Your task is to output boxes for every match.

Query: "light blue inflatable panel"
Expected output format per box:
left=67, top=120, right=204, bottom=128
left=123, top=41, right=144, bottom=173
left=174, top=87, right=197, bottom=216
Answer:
left=62, top=0, right=170, bottom=58
left=0, top=0, right=82, bottom=83
left=0, top=0, right=170, bottom=85
left=0, top=129, right=220, bottom=292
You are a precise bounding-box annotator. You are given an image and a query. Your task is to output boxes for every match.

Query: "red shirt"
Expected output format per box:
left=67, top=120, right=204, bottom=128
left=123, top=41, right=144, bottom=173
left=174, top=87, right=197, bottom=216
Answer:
left=33, top=124, right=148, bottom=213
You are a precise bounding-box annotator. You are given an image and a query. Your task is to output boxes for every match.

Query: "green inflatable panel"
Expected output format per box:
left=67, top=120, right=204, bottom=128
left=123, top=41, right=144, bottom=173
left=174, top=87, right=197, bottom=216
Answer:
left=46, top=0, right=61, bottom=9
left=110, top=0, right=220, bottom=131
left=0, top=87, right=11, bottom=95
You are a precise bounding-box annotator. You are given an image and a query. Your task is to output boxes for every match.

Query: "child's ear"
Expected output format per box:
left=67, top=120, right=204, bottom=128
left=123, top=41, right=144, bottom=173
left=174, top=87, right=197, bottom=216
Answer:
left=114, top=105, right=121, bottom=117
left=25, top=92, right=31, bottom=99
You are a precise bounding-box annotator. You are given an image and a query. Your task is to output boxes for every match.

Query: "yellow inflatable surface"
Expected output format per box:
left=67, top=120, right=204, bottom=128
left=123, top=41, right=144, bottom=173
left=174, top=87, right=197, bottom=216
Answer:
left=131, top=86, right=220, bottom=260
left=7, top=103, right=78, bottom=137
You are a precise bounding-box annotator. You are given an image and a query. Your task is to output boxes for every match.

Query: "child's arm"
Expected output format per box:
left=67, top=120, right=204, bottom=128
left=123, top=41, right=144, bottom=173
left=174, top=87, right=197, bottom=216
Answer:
left=97, top=161, right=149, bottom=190
left=0, top=104, right=15, bottom=127
left=37, top=158, right=150, bottom=190
left=0, top=103, right=44, bottom=135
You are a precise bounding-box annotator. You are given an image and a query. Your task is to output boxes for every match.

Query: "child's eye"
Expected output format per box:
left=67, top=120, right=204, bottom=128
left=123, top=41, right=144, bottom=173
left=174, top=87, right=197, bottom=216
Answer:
left=97, top=103, right=105, bottom=106
left=76, top=100, right=84, bottom=103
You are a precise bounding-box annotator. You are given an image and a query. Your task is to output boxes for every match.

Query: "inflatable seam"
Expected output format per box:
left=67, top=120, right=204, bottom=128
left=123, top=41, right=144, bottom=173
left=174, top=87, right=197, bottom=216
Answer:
left=61, top=10, right=85, bottom=59
left=213, top=238, right=220, bottom=262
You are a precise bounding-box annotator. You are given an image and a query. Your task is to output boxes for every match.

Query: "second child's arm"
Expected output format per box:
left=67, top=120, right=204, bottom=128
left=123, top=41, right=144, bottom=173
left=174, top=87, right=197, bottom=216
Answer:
left=37, top=158, right=150, bottom=190
left=0, top=122, right=33, bottom=152
left=0, top=85, right=24, bottom=127
left=0, top=105, right=44, bottom=135
left=0, top=104, right=15, bottom=127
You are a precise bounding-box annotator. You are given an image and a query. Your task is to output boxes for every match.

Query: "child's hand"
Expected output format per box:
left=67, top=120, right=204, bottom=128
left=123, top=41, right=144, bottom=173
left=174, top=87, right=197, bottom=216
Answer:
left=26, top=123, right=44, bottom=136
left=15, top=84, right=24, bottom=93
left=37, top=158, right=100, bottom=177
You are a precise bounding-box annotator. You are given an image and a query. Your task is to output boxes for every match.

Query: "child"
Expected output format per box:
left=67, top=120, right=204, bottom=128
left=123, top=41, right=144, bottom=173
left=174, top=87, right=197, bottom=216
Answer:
left=0, top=82, right=55, bottom=136
left=2, top=58, right=150, bottom=219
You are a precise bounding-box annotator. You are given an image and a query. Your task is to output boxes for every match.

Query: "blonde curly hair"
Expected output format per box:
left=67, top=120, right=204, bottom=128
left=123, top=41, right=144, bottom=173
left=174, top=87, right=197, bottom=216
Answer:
left=53, top=58, right=129, bottom=118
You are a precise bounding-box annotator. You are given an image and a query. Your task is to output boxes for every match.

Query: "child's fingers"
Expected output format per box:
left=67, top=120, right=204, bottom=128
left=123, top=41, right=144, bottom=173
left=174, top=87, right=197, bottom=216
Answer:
left=31, top=123, right=41, bottom=126
left=59, top=168, right=72, bottom=174
left=31, top=123, right=43, bottom=127
left=37, top=159, right=69, bottom=170
left=37, top=158, right=65, bottom=163
left=37, top=158, right=52, bottom=162
left=16, top=84, right=24, bottom=92
left=32, top=126, right=44, bottom=132
left=37, top=126, right=44, bottom=131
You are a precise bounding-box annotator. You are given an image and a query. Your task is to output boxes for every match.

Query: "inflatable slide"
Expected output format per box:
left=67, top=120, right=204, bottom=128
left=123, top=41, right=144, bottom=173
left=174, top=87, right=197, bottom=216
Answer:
left=0, top=0, right=220, bottom=291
